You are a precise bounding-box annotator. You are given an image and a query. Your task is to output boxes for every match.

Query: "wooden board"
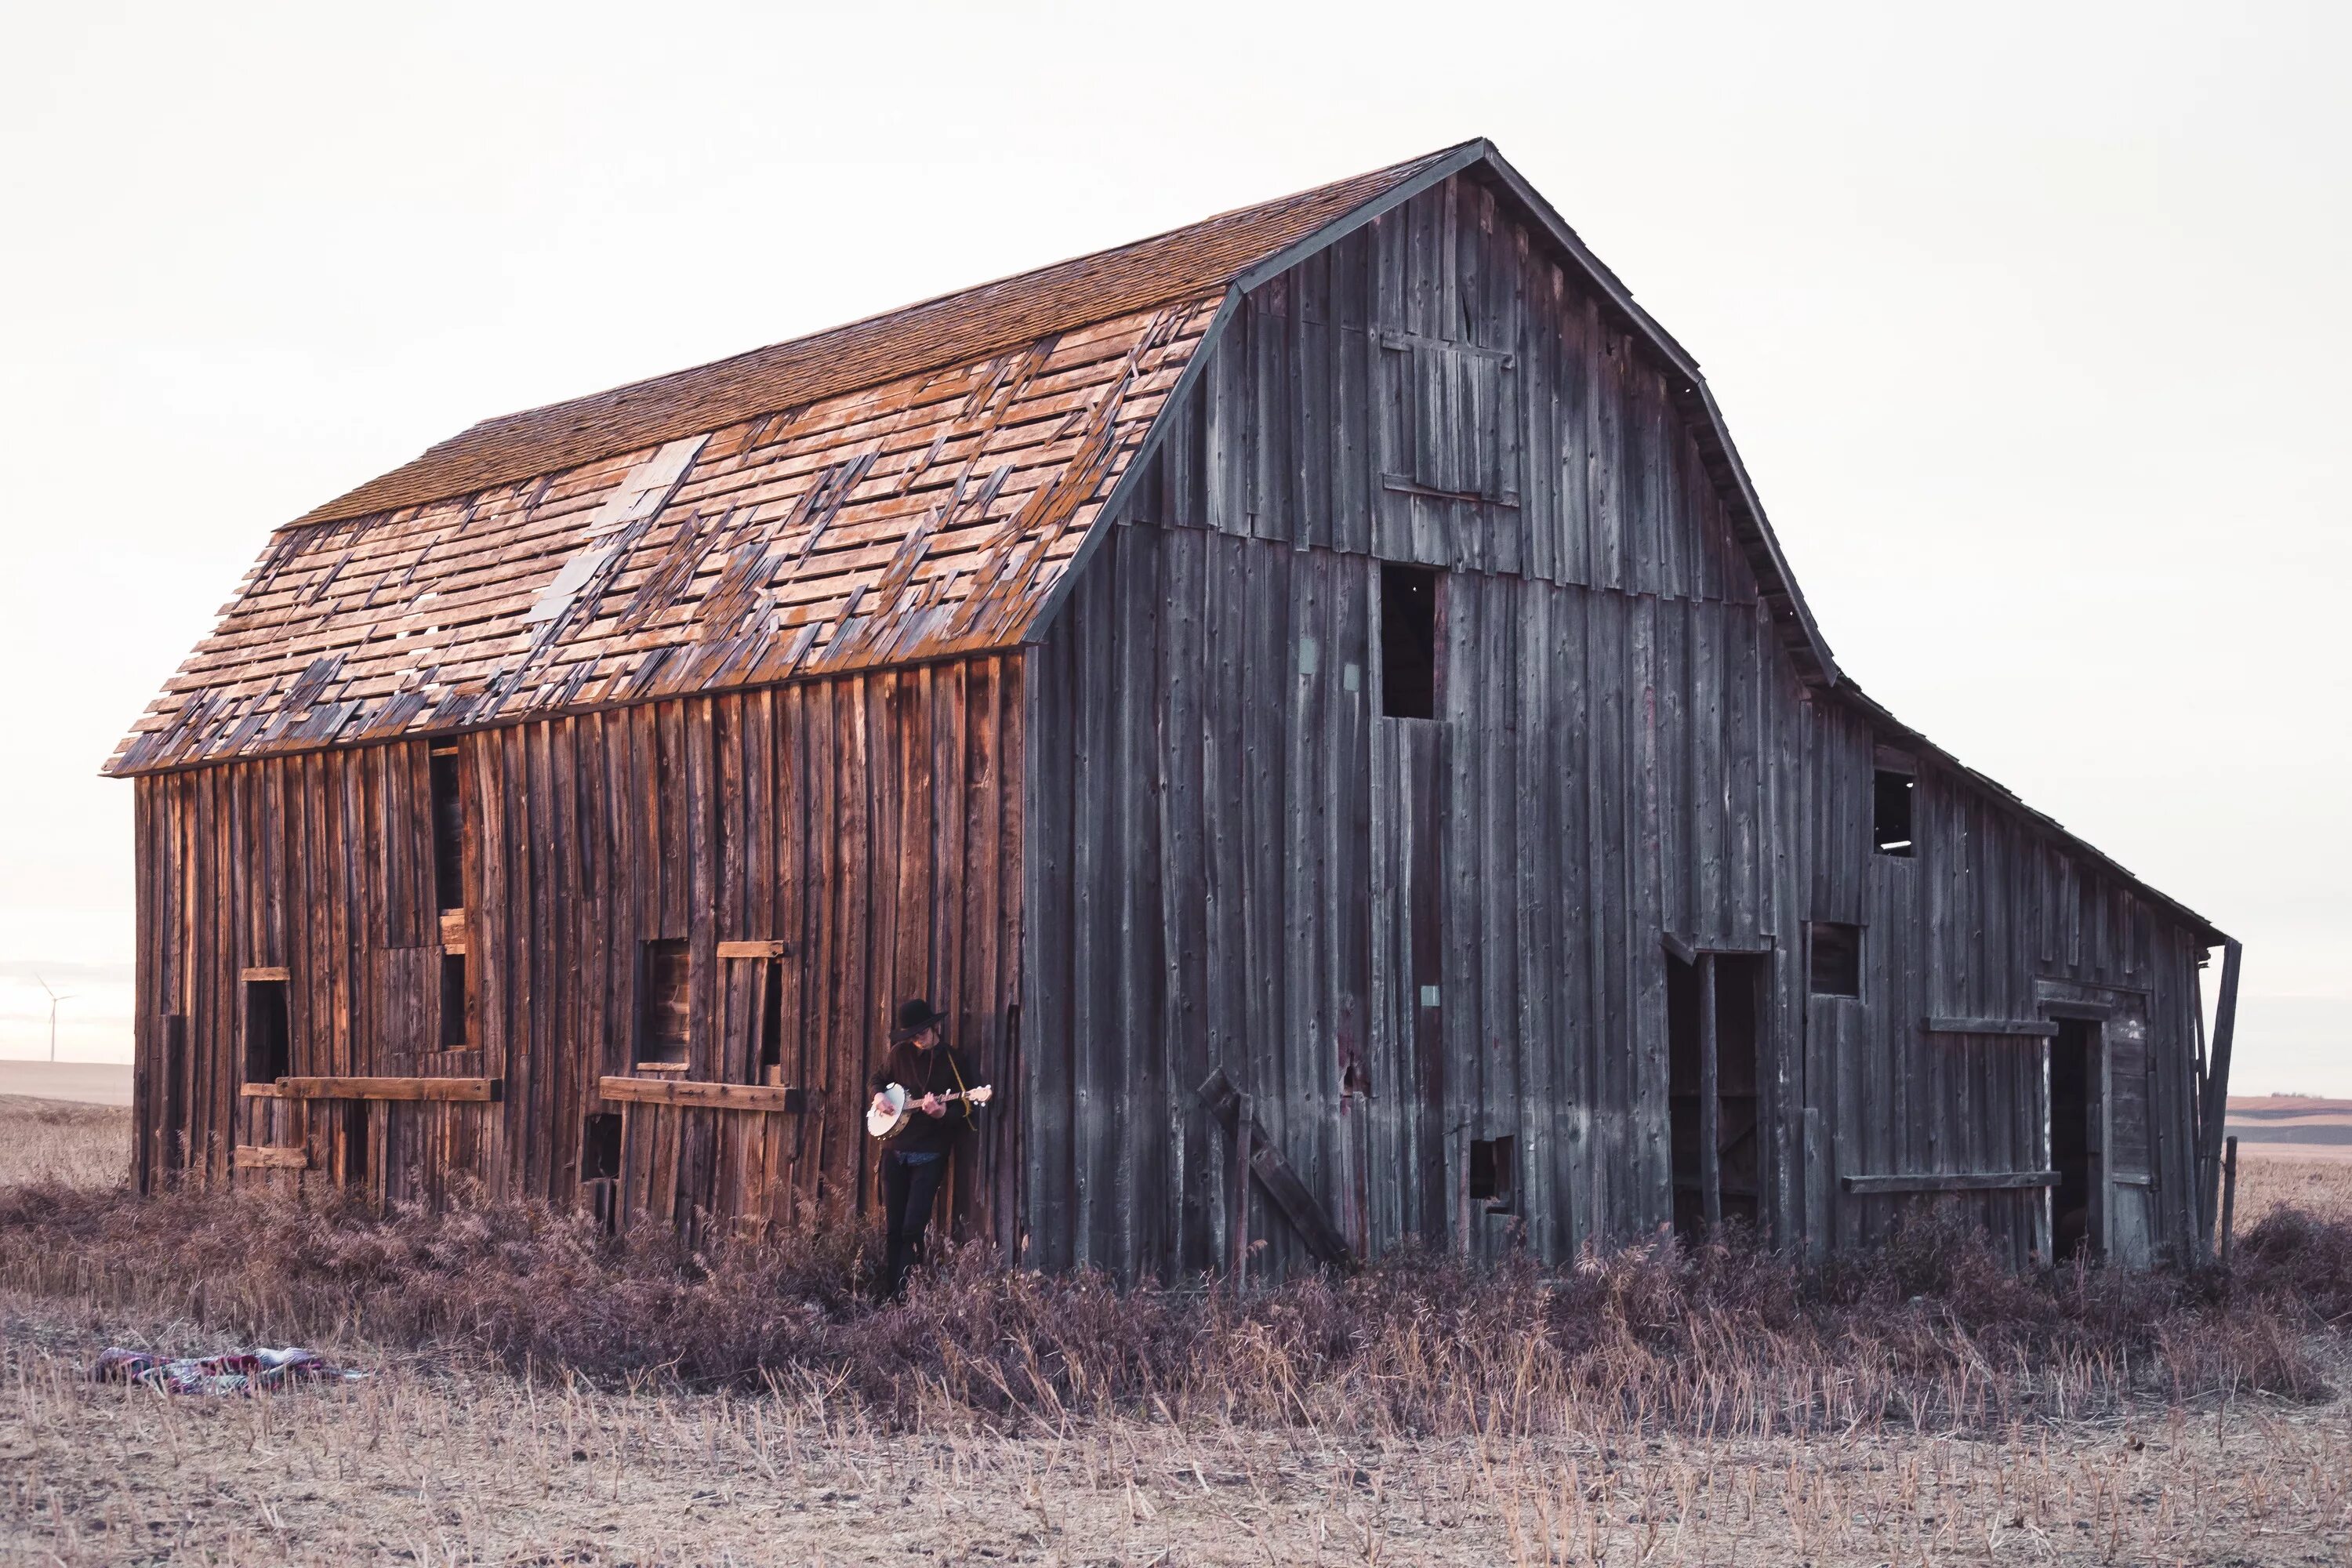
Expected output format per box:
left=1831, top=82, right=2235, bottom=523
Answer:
left=278, top=1076, right=497, bottom=1102
left=1842, top=1170, right=2058, bottom=1194
left=1922, top=1016, right=2059, bottom=1038
left=231, top=1145, right=310, bottom=1169
left=597, top=1075, right=804, bottom=1112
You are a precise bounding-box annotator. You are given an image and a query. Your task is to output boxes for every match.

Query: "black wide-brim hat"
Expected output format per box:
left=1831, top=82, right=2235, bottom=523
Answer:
left=891, top=997, right=945, bottom=1040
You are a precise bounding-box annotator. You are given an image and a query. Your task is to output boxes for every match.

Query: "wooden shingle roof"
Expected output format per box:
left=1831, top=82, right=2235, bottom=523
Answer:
left=108, top=147, right=1464, bottom=776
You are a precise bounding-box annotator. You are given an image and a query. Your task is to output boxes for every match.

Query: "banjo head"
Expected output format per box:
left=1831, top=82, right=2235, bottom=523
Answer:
left=866, top=1083, right=909, bottom=1138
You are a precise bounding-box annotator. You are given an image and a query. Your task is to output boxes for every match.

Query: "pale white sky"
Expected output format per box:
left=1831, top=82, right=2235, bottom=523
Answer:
left=1, top=2, right=2343, bottom=1091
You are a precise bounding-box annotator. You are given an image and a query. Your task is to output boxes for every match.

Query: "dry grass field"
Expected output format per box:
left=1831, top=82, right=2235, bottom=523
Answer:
left=4, top=1098, right=2350, bottom=1566
left=0, top=1096, right=132, bottom=1192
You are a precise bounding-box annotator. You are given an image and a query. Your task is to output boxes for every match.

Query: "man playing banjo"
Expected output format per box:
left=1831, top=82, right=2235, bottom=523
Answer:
left=867, top=997, right=991, bottom=1300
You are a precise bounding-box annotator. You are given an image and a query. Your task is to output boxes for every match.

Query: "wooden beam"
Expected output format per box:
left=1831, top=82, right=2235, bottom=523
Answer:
left=715, top=939, right=791, bottom=960
left=278, top=1076, right=498, bottom=1102
left=239, top=966, right=289, bottom=982
left=1231, top=1091, right=1253, bottom=1287
left=597, top=1075, right=804, bottom=1112
left=1841, top=1170, right=2058, bottom=1194
left=2198, top=939, right=2245, bottom=1251
left=232, top=1145, right=309, bottom=1170
left=238, top=1082, right=287, bottom=1098
left=2219, top=1135, right=2241, bottom=1269
left=1921, top=1017, right=2059, bottom=1038
left=1197, top=1067, right=1356, bottom=1271
left=1699, top=953, right=1721, bottom=1233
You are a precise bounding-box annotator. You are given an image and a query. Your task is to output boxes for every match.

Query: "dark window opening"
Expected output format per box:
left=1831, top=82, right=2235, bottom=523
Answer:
left=1468, top=1137, right=1515, bottom=1212
left=1380, top=563, right=1440, bottom=720
left=582, top=1112, right=622, bottom=1181
left=341, top=1102, right=369, bottom=1188
left=430, top=746, right=465, bottom=912
left=1809, top=923, right=1861, bottom=998
left=1712, top=955, right=1766, bottom=1233
left=2051, top=1018, right=2103, bottom=1262
left=1873, top=768, right=1915, bottom=857
left=757, top=960, right=785, bottom=1083
left=438, top=952, right=469, bottom=1049
left=1665, top=953, right=1768, bottom=1242
left=243, top=978, right=289, bottom=1084
left=640, top=939, right=691, bottom=1065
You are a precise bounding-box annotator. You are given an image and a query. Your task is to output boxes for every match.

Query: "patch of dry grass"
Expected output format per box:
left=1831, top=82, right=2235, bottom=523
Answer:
left=0, top=1096, right=129, bottom=1192
left=2240, top=1154, right=2352, bottom=1225
left=5, top=1098, right=2352, bottom=1563
left=5, top=1290, right=2348, bottom=1566
left=5, top=1178, right=2339, bottom=1439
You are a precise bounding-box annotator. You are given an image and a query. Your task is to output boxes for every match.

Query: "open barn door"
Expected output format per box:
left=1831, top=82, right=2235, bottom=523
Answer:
left=1667, top=949, right=1769, bottom=1242
left=2042, top=985, right=2157, bottom=1269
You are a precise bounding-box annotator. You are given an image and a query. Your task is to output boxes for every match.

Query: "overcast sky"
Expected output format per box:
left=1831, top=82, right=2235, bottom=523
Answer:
left=2, top=1, right=2343, bottom=1091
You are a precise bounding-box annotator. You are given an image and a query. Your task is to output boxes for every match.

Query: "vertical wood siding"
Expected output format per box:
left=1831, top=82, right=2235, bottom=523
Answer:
left=132, top=660, right=1025, bottom=1243
left=1025, top=170, right=2212, bottom=1279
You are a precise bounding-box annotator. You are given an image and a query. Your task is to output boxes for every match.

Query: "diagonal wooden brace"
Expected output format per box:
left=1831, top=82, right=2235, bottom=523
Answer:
left=1197, top=1067, right=1358, bottom=1272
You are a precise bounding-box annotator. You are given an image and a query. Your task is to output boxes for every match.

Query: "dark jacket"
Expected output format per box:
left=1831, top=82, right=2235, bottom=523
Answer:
left=869, top=1040, right=985, bottom=1155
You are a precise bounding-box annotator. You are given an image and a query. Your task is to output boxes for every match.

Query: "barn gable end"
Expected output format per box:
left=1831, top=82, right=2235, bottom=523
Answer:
left=1024, top=157, right=2228, bottom=1278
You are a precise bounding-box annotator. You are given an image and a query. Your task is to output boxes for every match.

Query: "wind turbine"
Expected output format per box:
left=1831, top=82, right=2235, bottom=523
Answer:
left=34, top=975, right=74, bottom=1062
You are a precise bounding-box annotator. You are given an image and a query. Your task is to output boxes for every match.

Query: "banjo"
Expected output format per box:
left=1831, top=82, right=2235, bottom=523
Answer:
left=866, top=1083, right=993, bottom=1139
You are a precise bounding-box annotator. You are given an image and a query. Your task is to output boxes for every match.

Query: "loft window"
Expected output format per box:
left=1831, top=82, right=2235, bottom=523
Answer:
left=1468, top=1137, right=1515, bottom=1213
left=639, top=939, right=691, bottom=1066
left=582, top=1112, right=622, bottom=1181
left=430, top=746, right=464, bottom=912
left=1809, top=923, right=1861, bottom=998
left=438, top=952, right=469, bottom=1049
left=1380, top=563, right=1441, bottom=720
left=1873, top=768, right=1915, bottom=857
left=243, top=978, right=289, bottom=1084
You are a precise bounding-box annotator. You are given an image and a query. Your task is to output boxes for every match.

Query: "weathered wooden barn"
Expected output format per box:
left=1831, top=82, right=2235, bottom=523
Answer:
left=113, top=140, right=2242, bottom=1276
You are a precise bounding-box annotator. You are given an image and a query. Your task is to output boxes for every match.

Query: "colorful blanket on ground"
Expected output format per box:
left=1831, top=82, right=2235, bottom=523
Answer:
left=92, top=1346, right=366, bottom=1395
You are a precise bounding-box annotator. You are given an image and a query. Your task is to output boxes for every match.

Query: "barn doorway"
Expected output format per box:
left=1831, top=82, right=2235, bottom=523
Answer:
left=1667, top=949, right=1768, bottom=1242
left=2050, top=1017, right=2103, bottom=1261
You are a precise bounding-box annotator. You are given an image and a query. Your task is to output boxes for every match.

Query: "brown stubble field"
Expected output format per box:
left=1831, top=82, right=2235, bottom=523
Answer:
left=3, top=1100, right=2350, bottom=1566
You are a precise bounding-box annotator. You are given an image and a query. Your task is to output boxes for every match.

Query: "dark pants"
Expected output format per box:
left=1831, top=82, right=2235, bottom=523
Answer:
left=880, top=1149, right=948, bottom=1299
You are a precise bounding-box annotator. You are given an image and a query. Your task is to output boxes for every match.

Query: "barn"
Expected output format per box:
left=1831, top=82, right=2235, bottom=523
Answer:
left=111, top=140, right=2242, bottom=1276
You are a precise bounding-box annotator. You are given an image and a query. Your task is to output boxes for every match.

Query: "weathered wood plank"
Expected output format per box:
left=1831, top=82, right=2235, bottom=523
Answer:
left=279, top=1076, right=499, bottom=1102
left=598, top=1075, right=804, bottom=1112
left=232, top=1144, right=310, bottom=1169
left=1842, top=1170, right=2058, bottom=1194
left=1922, top=1017, right=2060, bottom=1038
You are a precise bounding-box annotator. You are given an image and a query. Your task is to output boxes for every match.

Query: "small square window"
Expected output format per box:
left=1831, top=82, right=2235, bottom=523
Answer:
left=640, top=939, right=690, bottom=1065
left=757, top=960, right=785, bottom=1082
left=1468, top=1136, right=1515, bottom=1212
left=243, top=978, right=289, bottom=1084
left=582, top=1112, right=622, bottom=1181
left=438, top=953, right=470, bottom=1049
left=1873, top=769, right=1915, bottom=857
left=430, top=746, right=465, bottom=912
left=1380, top=563, right=1440, bottom=720
left=1809, top=923, right=1861, bottom=998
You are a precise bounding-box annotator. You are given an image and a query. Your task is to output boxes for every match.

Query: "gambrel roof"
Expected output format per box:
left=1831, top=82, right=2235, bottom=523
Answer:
left=110, top=140, right=1844, bottom=779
